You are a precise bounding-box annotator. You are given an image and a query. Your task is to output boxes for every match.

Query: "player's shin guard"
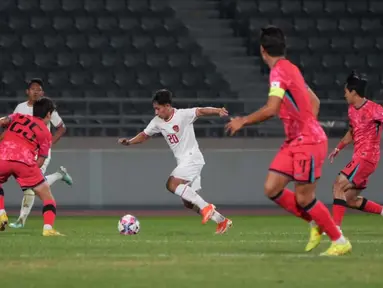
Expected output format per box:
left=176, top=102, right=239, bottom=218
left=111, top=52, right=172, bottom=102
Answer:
left=42, top=200, right=56, bottom=228
left=269, top=189, right=312, bottom=222
left=175, top=184, right=208, bottom=209
left=332, top=198, right=347, bottom=227
left=0, top=188, right=4, bottom=210
left=302, top=199, right=342, bottom=242
left=19, top=189, right=35, bottom=222
left=358, top=198, right=383, bottom=215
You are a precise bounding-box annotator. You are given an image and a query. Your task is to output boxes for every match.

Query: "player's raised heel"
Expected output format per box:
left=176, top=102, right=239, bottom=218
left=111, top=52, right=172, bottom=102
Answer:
left=201, top=204, right=215, bottom=224
left=305, top=226, right=322, bottom=252
left=42, top=229, right=65, bottom=237
left=216, top=218, right=233, bottom=234
left=0, top=213, right=8, bottom=231
left=320, top=239, right=352, bottom=256
left=59, top=166, right=73, bottom=186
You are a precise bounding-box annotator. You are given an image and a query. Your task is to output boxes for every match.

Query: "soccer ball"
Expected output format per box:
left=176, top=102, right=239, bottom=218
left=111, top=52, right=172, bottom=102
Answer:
left=118, top=214, right=140, bottom=235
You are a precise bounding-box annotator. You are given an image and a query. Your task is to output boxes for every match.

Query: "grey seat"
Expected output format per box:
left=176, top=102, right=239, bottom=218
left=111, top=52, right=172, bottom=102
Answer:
left=75, top=17, right=96, bottom=32
left=66, top=34, right=88, bottom=50
left=79, top=54, right=101, bottom=68
left=302, top=0, right=323, bottom=15
left=322, top=54, right=343, bottom=70
left=17, top=0, right=39, bottom=11
left=294, top=18, right=315, bottom=33
left=57, top=53, right=77, bottom=67
left=271, top=18, right=293, bottom=34
left=324, top=1, right=346, bottom=14
left=22, top=35, right=44, bottom=50
left=344, top=54, right=365, bottom=69
left=331, top=37, right=353, bottom=52
left=119, top=17, right=141, bottom=32
left=182, top=71, right=204, bottom=88
left=30, top=16, right=52, bottom=31
left=159, top=70, right=182, bottom=89
left=376, top=37, right=383, bottom=51
left=154, top=36, right=178, bottom=52
left=92, top=72, right=114, bottom=87
left=258, top=0, right=280, bottom=14
left=312, top=73, right=334, bottom=88
left=141, top=17, right=164, bottom=34
left=70, top=71, right=92, bottom=87
left=9, top=16, right=29, bottom=31
left=53, top=16, right=74, bottom=32
left=110, top=35, right=133, bottom=50
left=97, top=17, right=118, bottom=31
left=48, top=72, right=69, bottom=88
left=137, top=71, right=158, bottom=88
left=338, top=18, right=360, bottom=32
left=164, top=18, right=186, bottom=35
left=102, top=53, right=122, bottom=68
left=177, top=37, right=200, bottom=53
left=40, top=0, right=60, bottom=12
left=168, top=54, right=189, bottom=69
left=367, top=55, right=381, bottom=70
left=106, top=0, right=126, bottom=12
left=369, top=1, right=383, bottom=13
left=128, top=0, right=149, bottom=14
left=361, top=18, right=382, bottom=33
left=0, top=35, right=19, bottom=50
left=35, top=53, right=56, bottom=68
left=89, top=35, right=109, bottom=50
left=146, top=54, right=168, bottom=69
left=124, top=53, right=145, bottom=69
left=308, top=37, right=330, bottom=52
left=114, top=71, right=136, bottom=88
left=353, top=37, right=375, bottom=52
left=316, top=18, right=337, bottom=33
left=347, top=1, right=368, bottom=14
left=132, top=36, right=155, bottom=52
left=84, top=0, right=104, bottom=13
left=300, top=54, right=321, bottom=69
left=287, top=36, right=307, bottom=51
left=62, top=0, right=83, bottom=12
left=280, top=0, right=301, bottom=14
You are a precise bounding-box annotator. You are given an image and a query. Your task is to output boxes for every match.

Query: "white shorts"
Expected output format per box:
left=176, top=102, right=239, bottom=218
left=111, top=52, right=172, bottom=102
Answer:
left=170, top=162, right=204, bottom=191
left=40, top=156, right=51, bottom=175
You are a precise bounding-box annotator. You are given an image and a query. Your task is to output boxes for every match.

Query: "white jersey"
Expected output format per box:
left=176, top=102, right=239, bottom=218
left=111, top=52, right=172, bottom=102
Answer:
left=144, top=108, right=205, bottom=165
left=13, top=101, right=64, bottom=131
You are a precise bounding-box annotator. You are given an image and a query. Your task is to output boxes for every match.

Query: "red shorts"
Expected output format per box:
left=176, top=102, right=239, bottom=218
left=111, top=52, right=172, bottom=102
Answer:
left=0, top=160, right=45, bottom=190
left=340, top=157, right=377, bottom=189
left=269, top=142, right=328, bottom=183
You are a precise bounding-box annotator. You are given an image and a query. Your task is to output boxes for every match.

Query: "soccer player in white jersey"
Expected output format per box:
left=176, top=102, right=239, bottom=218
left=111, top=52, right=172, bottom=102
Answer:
left=7, top=79, right=73, bottom=228
left=118, top=89, right=233, bottom=234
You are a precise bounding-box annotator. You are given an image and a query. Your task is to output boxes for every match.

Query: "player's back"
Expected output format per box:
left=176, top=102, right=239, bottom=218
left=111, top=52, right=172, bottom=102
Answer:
left=0, top=113, right=52, bottom=166
left=349, top=100, right=383, bottom=163
left=270, top=59, right=326, bottom=146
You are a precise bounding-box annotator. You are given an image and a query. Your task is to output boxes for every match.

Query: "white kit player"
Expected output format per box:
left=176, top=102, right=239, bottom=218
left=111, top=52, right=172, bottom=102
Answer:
left=7, top=79, right=73, bottom=228
left=118, top=89, right=232, bottom=234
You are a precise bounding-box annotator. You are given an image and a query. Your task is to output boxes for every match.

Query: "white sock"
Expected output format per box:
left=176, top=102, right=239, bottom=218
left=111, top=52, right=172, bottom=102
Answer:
left=175, top=184, right=209, bottom=209
left=46, top=172, right=63, bottom=186
left=18, top=192, right=35, bottom=223
left=43, top=224, right=52, bottom=230
left=0, top=209, right=5, bottom=215
left=334, top=235, right=347, bottom=245
left=309, top=221, right=317, bottom=227
left=211, top=210, right=225, bottom=224
left=380, top=210, right=383, bottom=216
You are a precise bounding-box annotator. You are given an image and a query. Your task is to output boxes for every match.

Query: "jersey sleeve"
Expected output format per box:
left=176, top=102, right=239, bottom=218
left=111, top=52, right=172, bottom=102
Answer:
left=373, top=104, right=383, bottom=122
left=181, top=108, right=198, bottom=124
left=13, top=104, right=20, bottom=113
left=37, top=130, right=52, bottom=158
left=50, top=111, right=64, bottom=128
left=268, top=68, right=288, bottom=99
left=143, top=118, right=160, bottom=136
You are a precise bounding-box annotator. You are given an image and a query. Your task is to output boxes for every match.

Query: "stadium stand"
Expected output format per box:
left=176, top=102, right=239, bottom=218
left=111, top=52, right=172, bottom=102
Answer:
left=0, top=0, right=382, bottom=137
left=0, top=0, right=237, bottom=137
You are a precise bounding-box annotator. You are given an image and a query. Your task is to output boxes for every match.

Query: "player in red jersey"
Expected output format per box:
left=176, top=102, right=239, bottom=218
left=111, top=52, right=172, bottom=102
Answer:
left=328, top=72, right=383, bottom=228
left=226, top=26, right=351, bottom=256
left=0, top=97, right=63, bottom=236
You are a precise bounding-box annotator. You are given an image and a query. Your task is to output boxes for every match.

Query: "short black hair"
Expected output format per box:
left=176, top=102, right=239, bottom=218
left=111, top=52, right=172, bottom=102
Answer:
left=260, top=26, right=286, bottom=57
left=345, top=71, right=368, bottom=97
left=33, top=97, right=56, bottom=119
left=152, top=89, right=172, bottom=105
left=27, top=78, right=44, bottom=89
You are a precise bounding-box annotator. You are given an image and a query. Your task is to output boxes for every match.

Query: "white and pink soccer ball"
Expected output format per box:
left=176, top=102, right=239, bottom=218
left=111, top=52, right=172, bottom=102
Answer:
left=118, top=214, right=140, bottom=235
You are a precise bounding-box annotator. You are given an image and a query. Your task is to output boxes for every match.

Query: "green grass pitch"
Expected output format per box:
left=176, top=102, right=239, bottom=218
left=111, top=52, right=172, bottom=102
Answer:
left=1, top=215, right=383, bottom=287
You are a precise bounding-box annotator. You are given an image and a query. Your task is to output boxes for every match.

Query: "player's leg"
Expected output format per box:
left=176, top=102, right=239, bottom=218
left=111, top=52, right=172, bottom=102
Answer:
left=167, top=163, right=216, bottom=224
left=345, top=189, right=383, bottom=215
left=266, top=148, right=313, bottom=222
left=332, top=173, right=354, bottom=229
left=9, top=189, right=36, bottom=229
left=0, top=160, right=12, bottom=231
left=46, top=166, right=73, bottom=186
left=14, top=163, right=63, bottom=236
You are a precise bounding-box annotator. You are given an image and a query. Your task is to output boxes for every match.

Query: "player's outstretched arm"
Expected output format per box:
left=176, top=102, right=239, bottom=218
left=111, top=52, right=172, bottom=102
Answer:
left=225, top=96, right=281, bottom=136
left=328, top=128, right=353, bottom=163
left=0, top=116, right=11, bottom=127
left=196, top=107, right=228, bottom=118
left=118, top=132, right=150, bottom=146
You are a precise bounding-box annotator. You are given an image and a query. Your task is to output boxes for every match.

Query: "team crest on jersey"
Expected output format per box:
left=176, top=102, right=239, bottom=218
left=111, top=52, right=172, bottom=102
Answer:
left=172, top=125, right=179, bottom=132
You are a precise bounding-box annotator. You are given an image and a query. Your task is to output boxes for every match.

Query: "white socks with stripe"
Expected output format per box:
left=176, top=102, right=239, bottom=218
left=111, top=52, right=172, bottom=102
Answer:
left=175, top=184, right=208, bottom=210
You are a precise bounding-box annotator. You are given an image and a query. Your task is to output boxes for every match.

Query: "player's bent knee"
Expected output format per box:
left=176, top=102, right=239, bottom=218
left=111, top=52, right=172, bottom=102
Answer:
left=166, top=176, right=186, bottom=193
left=23, top=189, right=35, bottom=196
left=33, top=182, right=54, bottom=201
left=264, top=181, right=280, bottom=198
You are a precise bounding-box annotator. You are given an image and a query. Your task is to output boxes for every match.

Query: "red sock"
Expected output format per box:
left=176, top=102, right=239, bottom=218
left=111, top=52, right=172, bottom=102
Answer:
left=332, top=199, right=347, bottom=227
left=42, top=200, right=56, bottom=227
left=303, top=199, right=341, bottom=241
left=0, top=188, right=4, bottom=210
left=270, top=189, right=312, bottom=222
left=359, top=198, right=383, bottom=214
